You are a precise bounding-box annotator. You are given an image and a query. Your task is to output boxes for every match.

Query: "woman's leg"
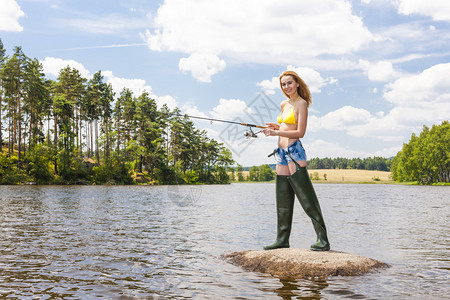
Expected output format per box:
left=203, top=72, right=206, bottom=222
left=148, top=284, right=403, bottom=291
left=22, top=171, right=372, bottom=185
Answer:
left=276, top=164, right=291, bottom=175
left=288, top=160, right=307, bottom=174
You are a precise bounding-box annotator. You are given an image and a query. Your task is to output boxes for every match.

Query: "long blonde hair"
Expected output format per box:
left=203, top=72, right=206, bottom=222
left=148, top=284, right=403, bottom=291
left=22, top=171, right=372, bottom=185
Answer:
left=279, top=71, right=312, bottom=107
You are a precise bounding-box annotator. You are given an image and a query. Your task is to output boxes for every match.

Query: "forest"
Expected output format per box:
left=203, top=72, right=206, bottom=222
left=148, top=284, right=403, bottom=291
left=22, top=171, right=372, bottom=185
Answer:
left=391, top=121, right=449, bottom=185
left=0, top=41, right=234, bottom=185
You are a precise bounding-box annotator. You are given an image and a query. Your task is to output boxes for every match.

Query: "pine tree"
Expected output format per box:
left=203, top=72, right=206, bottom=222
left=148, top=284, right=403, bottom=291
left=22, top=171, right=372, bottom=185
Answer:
left=0, top=39, right=7, bottom=151
left=23, top=58, right=49, bottom=148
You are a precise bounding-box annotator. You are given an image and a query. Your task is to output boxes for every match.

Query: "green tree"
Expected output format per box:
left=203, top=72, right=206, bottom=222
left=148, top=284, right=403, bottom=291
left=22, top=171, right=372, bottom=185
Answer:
left=215, top=146, right=233, bottom=183
left=85, top=71, right=106, bottom=162
left=258, top=164, right=275, bottom=181
left=134, top=91, right=164, bottom=178
left=0, top=39, right=7, bottom=150
left=56, top=66, right=86, bottom=154
left=100, top=83, right=114, bottom=161
left=53, top=67, right=87, bottom=178
left=249, top=166, right=260, bottom=181
left=1, top=46, right=28, bottom=160
left=114, top=88, right=132, bottom=155
left=236, top=164, right=244, bottom=181
left=23, top=58, right=50, bottom=149
left=392, top=121, right=449, bottom=184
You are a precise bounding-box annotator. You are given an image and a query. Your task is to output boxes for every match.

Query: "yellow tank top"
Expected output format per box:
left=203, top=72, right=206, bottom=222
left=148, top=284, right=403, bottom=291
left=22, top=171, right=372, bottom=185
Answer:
left=277, top=98, right=299, bottom=124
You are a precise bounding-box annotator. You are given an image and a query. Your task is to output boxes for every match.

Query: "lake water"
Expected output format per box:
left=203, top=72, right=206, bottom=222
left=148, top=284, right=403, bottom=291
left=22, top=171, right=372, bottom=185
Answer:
left=0, top=183, right=448, bottom=299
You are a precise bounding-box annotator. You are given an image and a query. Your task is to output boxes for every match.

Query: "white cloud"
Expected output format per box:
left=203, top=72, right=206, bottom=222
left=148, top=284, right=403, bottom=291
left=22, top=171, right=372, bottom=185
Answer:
left=0, top=0, right=24, bottom=32
left=398, top=0, right=450, bottom=22
left=359, top=59, right=400, bottom=81
left=210, top=98, right=251, bottom=120
left=312, top=106, right=376, bottom=133
left=371, top=146, right=403, bottom=158
left=41, top=57, right=91, bottom=78
left=309, top=105, right=411, bottom=142
left=256, top=77, right=279, bottom=95
left=103, top=70, right=152, bottom=96
left=257, top=66, right=337, bottom=95
left=144, top=0, right=374, bottom=81
left=178, top=53, right=226, bottom=83
left=384, top=63, right=450, bottom=107
left=155, top=95, right=178, bottom=110
left=181, top=104, right=208, bottom=118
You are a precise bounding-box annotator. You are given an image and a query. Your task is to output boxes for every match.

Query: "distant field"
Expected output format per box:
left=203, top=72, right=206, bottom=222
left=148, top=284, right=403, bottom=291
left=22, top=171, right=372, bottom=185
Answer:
left=234, top=169, right=392, bottom=183
left=306, top=169, right=392, bottom=183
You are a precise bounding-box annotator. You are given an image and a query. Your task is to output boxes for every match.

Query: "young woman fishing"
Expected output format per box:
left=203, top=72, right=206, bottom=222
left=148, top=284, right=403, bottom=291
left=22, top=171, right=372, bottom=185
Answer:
left=262, top=70, right=330, bottom=251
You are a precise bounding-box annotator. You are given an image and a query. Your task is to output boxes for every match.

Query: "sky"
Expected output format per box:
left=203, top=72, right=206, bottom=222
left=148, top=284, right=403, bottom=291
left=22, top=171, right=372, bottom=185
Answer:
left=1, top=0, right=449, bottom=166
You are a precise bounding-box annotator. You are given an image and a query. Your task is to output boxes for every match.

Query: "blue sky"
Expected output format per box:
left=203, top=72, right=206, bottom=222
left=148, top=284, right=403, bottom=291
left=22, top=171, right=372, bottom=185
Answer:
left=1, top=0, right=449, bottom=166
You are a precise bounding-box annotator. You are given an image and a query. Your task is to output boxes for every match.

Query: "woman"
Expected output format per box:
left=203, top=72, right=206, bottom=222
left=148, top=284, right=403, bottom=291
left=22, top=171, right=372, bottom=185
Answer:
left=262, top=70, right=330, bottom=251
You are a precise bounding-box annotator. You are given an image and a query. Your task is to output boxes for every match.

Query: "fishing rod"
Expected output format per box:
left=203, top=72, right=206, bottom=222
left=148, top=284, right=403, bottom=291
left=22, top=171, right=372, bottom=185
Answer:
left=175, top=114, right=267, bottom=138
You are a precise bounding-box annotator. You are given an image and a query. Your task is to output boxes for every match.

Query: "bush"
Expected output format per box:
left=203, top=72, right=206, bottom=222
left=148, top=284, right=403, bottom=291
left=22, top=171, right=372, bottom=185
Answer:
left=0, top=155, right=28, bottom=184
left=182, top=170, right=199, bottom=184
left=91, top=160, right=133, bottom=185
left=24, top=144, right=54, bottom=183
left=310, top=172, right=319, bottom=180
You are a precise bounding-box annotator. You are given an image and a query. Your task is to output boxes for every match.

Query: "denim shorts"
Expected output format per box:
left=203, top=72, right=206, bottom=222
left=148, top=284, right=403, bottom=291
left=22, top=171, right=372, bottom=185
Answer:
left=274, top=140, right=307, bottom=165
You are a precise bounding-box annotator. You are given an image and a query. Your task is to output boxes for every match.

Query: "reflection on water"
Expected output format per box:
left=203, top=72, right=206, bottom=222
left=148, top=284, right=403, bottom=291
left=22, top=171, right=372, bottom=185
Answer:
left=0, top=184, right=448, bottom=299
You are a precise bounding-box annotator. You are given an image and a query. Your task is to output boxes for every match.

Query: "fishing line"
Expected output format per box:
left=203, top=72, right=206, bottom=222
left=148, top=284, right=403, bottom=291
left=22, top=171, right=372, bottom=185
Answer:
left=174, top=113, right=267, bottom=138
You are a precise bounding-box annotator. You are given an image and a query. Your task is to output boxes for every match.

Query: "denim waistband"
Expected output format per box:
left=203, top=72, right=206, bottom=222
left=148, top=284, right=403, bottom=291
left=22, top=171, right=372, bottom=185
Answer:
left=284, top=139, right=302, bottom=151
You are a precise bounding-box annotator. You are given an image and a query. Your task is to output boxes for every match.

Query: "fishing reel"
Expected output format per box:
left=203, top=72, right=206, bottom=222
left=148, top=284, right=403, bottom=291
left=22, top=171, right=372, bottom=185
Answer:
left=243, top=127, right=261, bottom=138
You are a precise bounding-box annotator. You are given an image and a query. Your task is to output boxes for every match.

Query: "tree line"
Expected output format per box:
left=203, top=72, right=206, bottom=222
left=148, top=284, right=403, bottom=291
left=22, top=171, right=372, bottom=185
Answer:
left=0, top=41, right=234, bottom=185
left=391, top=121, right=449, bottom=185
left=305, top=157, right=392, bottom=171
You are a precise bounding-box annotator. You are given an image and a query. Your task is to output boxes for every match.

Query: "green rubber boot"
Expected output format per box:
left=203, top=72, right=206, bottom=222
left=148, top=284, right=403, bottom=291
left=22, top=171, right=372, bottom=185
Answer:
left=287, top=165, right=330, bottom=251
left=264, top=175, right=295, bottom=250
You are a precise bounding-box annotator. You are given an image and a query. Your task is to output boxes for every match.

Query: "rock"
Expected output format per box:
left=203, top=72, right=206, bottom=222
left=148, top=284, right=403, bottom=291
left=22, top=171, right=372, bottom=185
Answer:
left=223, top=248, right=390, bottom=278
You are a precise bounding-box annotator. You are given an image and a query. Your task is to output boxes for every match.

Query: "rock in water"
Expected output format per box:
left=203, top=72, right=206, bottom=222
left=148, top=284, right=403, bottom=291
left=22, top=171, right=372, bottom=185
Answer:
left=223, top=248, right=390, bottom=278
